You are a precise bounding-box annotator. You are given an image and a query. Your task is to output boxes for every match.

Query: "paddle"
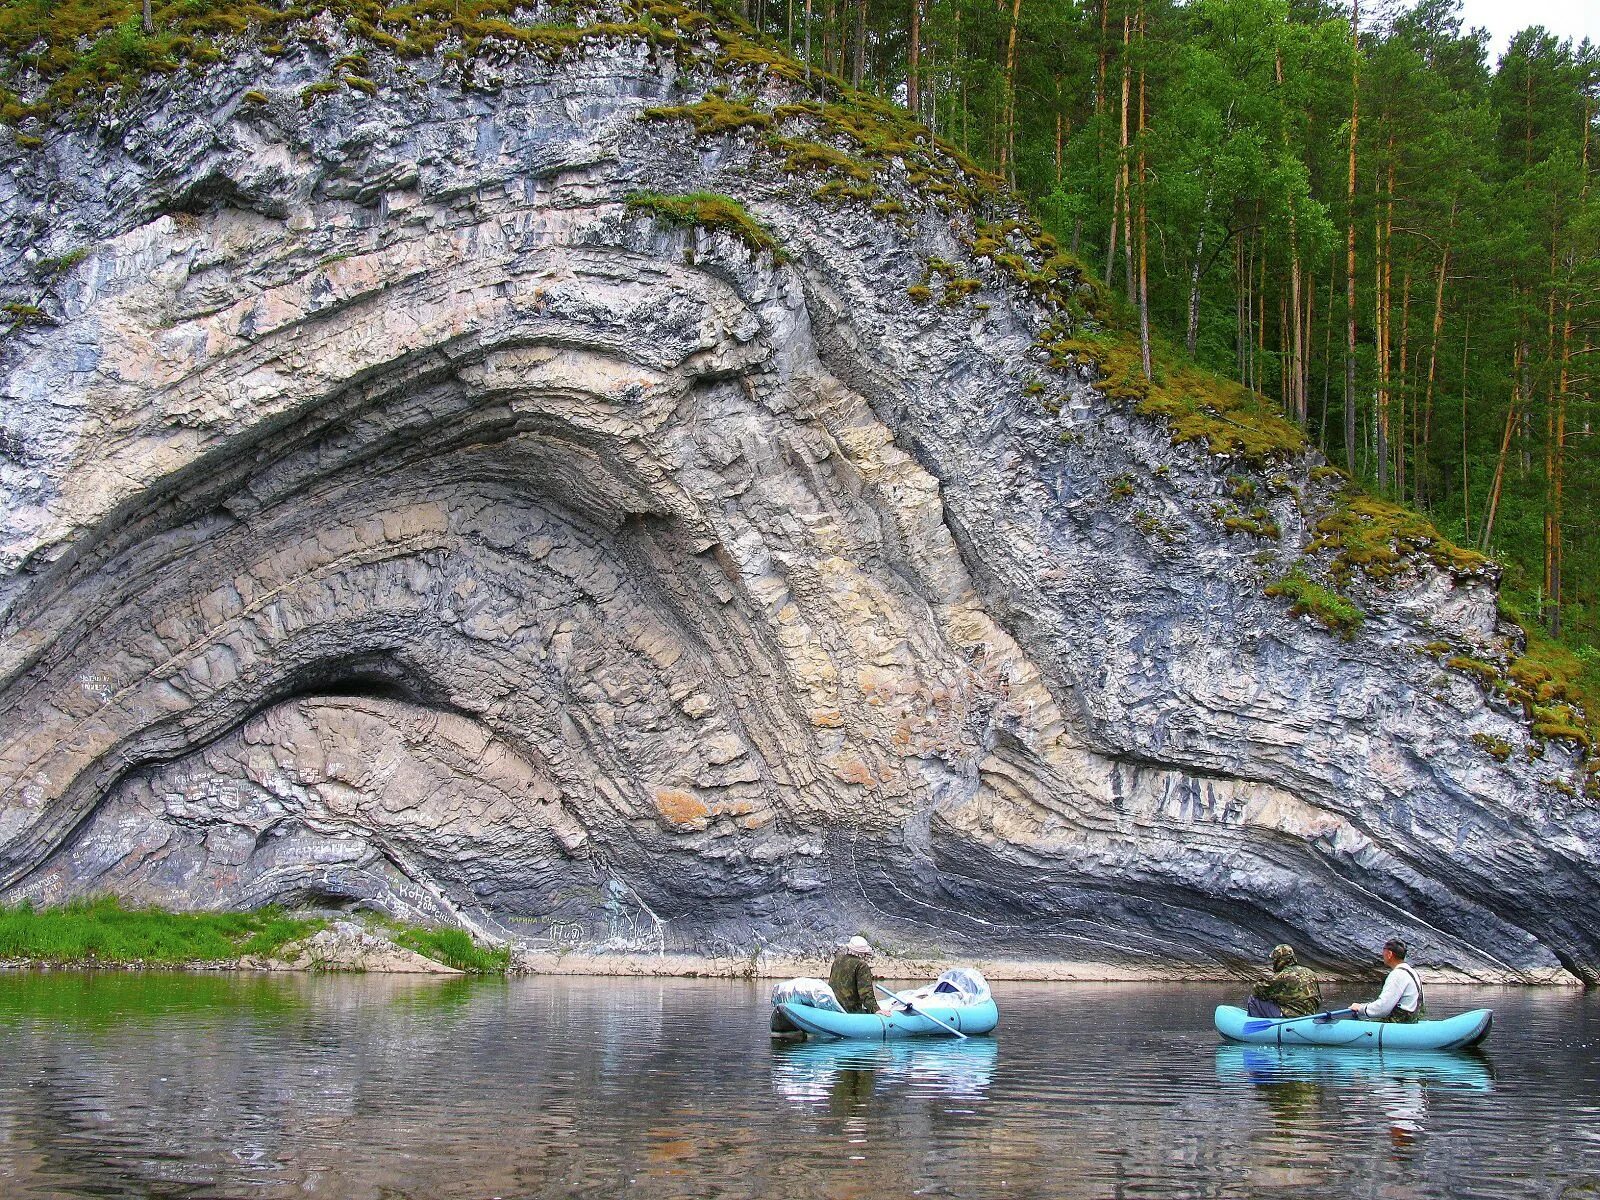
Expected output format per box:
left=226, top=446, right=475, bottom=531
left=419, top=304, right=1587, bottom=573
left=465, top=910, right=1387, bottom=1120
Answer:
left=875, top=983, right=969, bottom=1039
left=1240, top=1007, right=1357, bottom=1035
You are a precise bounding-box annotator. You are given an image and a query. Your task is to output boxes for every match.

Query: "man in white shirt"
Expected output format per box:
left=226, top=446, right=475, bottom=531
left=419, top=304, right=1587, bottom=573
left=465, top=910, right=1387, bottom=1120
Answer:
left=1350, top=938, right=1425, bottom=1024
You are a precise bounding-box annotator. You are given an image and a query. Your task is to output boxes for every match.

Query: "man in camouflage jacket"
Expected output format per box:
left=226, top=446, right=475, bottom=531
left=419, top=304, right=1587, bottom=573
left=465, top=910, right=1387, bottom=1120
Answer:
left=1247, top=944, right=1323, bottom=1018
left=829, top=935, right=879, bottom=1014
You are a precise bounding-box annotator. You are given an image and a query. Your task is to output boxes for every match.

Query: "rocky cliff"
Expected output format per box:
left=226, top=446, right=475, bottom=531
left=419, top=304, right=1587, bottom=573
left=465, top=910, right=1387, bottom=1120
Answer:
left=2, top=2, right=1595, bottom=982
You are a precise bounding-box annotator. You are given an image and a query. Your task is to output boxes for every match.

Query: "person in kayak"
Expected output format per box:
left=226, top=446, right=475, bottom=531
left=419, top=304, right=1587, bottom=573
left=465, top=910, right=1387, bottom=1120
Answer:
left=829, top=935, right=879, bottom=1014
left=1348, top=938, right=1425, bottom=1024
left=1245, top=943, right=1323, bottom=1018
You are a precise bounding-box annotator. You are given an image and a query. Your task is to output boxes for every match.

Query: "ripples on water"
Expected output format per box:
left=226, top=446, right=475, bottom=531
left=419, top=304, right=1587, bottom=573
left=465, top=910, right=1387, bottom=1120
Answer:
left=0, top=972, right=1596, bottom=1198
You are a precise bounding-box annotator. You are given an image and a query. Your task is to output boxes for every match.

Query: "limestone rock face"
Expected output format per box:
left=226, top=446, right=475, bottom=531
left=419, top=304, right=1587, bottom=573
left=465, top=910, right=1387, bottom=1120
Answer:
left=2, top=25, right=1595, bottom=982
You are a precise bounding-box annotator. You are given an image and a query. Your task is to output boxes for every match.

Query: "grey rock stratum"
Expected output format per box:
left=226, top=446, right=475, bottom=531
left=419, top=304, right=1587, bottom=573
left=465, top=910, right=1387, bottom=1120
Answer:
left=1, top=12, right=1595, bottom=982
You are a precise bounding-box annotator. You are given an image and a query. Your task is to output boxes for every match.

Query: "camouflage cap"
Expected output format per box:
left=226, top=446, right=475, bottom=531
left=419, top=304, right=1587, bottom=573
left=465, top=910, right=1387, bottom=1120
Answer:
left=1270, top=943, right=1298, bottom=969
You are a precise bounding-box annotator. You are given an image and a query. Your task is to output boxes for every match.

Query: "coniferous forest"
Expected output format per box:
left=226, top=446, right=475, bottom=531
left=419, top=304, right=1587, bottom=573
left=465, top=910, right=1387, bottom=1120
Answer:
left=744, top=0, right=1598, bottom=659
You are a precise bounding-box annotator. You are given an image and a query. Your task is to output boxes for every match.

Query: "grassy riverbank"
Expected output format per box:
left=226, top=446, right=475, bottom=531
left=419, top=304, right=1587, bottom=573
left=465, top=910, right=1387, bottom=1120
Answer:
left=0, top=897, right=321, bottom=965
left=0, top=898, right=509, bottom=974
left=390, top=925, right=511, bottom=974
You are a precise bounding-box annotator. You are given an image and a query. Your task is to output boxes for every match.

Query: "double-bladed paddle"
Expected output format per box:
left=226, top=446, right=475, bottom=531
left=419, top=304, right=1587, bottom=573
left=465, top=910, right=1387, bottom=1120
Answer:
left=875, top=983, right=969, bottom=1039
left=1240, top=1007, right=1357, bottom=1035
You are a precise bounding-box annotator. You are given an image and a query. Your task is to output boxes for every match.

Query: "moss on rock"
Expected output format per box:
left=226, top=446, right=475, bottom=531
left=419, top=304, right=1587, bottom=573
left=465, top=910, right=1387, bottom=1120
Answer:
left=1308, top=489, right=1490, bottom=587
left=625, top=190, right=786, bottom=262
left=1265, top=566, right=1364, bottom=639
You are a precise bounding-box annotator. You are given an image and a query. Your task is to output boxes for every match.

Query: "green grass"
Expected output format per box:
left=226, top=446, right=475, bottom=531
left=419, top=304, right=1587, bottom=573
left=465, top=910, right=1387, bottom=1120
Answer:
left=0, top=896, right=323, bottom=964
left=393, top=926, right=511, bottom=974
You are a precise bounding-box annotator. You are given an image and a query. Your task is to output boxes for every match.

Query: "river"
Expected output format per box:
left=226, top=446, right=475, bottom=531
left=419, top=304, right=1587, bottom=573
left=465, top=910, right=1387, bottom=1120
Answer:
left=0, top=972, right=1595, bottom=1198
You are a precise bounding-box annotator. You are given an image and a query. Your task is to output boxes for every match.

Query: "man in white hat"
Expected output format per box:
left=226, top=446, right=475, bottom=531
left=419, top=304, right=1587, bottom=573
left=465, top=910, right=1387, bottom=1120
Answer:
left=829, top=935, right=879, bottom=1014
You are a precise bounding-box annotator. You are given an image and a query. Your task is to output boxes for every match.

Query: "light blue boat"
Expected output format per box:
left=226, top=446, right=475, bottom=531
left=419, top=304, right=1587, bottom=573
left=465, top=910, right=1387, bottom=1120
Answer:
left=1214, top=1004, right=1492, bottom=1051
left=772, top=967, right=998, bottom=1041
left=778, top=996, right=1000, bottom=1040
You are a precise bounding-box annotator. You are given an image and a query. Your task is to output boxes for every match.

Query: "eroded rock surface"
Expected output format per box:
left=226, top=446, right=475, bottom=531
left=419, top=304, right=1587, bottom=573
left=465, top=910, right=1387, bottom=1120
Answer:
left=1, top=17, right=1595, bottom=982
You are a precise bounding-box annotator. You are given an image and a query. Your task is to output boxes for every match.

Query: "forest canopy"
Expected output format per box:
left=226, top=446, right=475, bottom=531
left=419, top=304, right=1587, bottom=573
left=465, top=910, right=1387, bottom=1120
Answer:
left=750, top=0, right=1597, bottom=661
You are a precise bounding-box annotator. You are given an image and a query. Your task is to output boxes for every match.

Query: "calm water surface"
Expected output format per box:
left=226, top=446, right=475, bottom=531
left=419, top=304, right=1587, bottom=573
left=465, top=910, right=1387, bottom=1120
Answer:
left=0, top=972, right=1596, bottom=1198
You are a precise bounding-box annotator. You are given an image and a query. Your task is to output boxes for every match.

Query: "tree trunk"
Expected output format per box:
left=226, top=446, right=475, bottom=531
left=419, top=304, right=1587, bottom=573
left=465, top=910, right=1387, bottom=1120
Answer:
left=806, top=0, right=819, bottom=80
left=1256, top=216, right=1267, bottom=393
left=907, top=0, right=921, bottom=115
left=1236, top=235, right=1247, bottom=385
left=1461, top=314, right=1471, bottom=540
left=1480, top=339, right=1521, bottom=552
left=1105, top=170, right=1121, bottom=287
left=1419, top=198, right=1456, bottom=505
left=1397, top=266, right=1411, bottom=498
left=1186, top=211, right=1208, bottom=358
left=1302, top=272, right=1314, bottom=426
left=143, top=0, right=153, bottom=35
left=851, top=0, right=866, bottom=87
left=1136, top=1, right=1151, bottom=380
left=1374, top=146, right=1392, bottom=491
left=1054, top=75, right=1064, bottom=186
left=1096, top=0, right=1109, bottom=118
left=821, top=0, right=834, bottom=76
left=1344, top=0, right=1360, bottom=475
left=1321, top=259, right=1336, bottom=446
left=1000, top=0, right=1023, bottom=183
left=1118, top=10, right=1135, bottom=305
left=957, top=6, right=967, bottom=153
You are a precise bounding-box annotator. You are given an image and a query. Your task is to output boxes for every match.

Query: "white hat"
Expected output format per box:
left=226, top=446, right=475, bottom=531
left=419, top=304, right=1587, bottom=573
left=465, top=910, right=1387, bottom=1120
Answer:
left=846, top=935, right=872, bottom=955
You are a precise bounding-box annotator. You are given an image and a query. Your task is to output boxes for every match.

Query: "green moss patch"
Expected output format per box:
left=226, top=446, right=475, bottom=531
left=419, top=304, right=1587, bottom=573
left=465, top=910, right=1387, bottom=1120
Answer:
left=643, top=93, right=772, bottom=136
left=1222, top=506, right=1280, bottom=540
left=1040, top=329, right=1305, bottom=467
left=1433, top=623, right=1598, bottom=767
left=625, top=190, right=786, bottom=261
left=1265, top=566, right=1364, bottom=639
left=1308, top=489, right=1489, bottom=587
left=1470, top=732, right=1513, bottom=762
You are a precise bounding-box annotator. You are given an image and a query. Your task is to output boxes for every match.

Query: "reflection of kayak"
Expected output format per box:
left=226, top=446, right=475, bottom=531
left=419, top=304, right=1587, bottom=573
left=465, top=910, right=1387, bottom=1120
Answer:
left=1214, top=1005, right=1492, bottom=1050
left=777, top=998, right=999, bottom=1040
left=771, top=1036, right=998, bottom=1104
left=1214, top=1044, right=1493, bottom=1092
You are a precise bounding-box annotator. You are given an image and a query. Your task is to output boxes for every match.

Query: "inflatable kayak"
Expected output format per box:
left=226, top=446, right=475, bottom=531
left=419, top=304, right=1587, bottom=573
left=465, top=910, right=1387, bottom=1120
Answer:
left=778, top=996, right=999, bottom=1040
left=772, top=967, right=998, bottom=1041
left=1214, top=1004, right=1492, bottom=1050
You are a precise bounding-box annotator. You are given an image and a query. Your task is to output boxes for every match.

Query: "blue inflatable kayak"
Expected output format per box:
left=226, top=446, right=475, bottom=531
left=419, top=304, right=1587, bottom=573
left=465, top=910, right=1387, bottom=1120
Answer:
left=1214, top=1004, right=1492, bottom=1050
left=778, top=997, right=999, bottom=1040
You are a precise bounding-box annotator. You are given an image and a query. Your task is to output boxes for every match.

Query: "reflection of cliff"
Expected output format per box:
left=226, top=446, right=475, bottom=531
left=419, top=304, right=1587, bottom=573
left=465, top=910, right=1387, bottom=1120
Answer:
left=2, top=2, right=1598, bottom=980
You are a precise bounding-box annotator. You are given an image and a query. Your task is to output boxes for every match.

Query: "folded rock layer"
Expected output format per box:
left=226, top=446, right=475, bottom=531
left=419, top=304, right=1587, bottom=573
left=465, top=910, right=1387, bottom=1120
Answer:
left=1, top=10, right=1594, bottom=981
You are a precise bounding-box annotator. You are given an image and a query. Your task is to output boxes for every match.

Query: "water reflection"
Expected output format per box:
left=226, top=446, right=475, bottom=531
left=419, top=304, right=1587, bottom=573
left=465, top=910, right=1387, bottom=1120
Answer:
left=770, top=1036, right=998, bottom=1111
left=0, top=975, right=1593, bottom=1200
left=0, top=968, right=306, bottom=1030
left=1216, top=1044, right=1494, bottom=1091
left=1217, top=1044, right=1494, bottom=1150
